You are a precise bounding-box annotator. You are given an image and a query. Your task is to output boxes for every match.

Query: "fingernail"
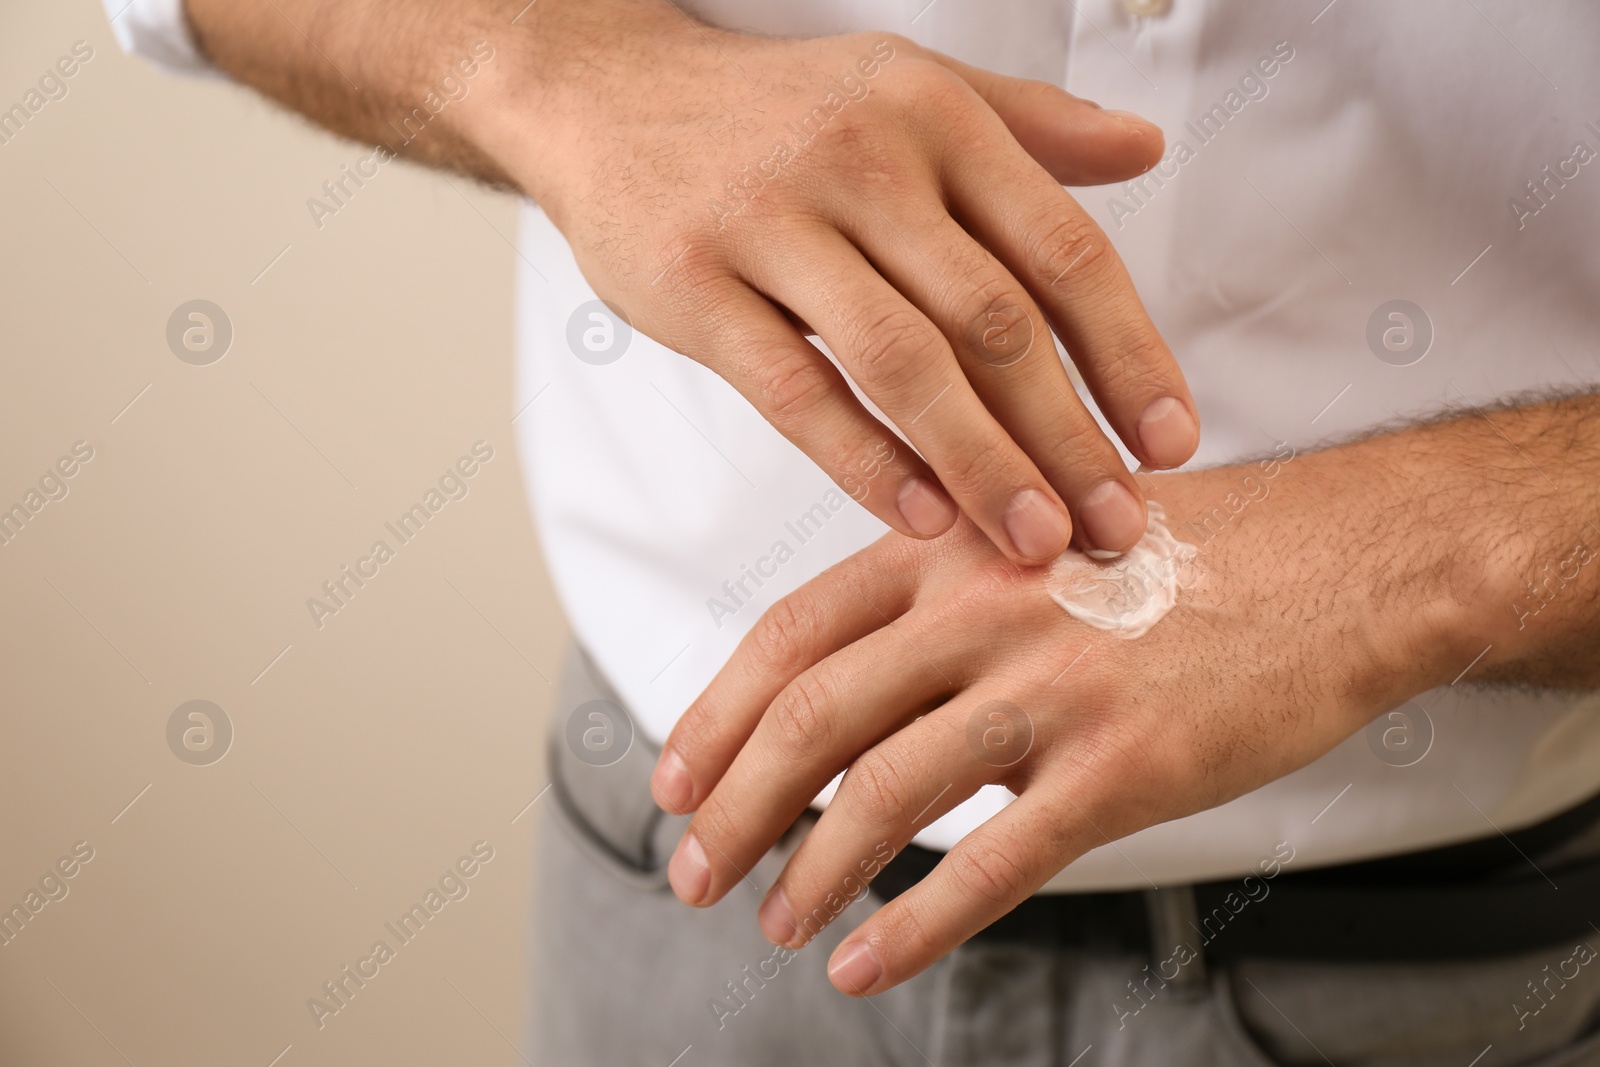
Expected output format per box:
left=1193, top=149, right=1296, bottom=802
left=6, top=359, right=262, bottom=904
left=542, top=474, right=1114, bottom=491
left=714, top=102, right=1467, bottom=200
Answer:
left=1003, top=488, right=1070, bottom=561
left=828, top=941, right=883, bottom=995
left=651, top=749, right=693, bottom=813
left=1079, top=480, right=1146, bottom=554
left=1137, top=396, right=1198, bottom=468
left=668, top=832, right=711, bottom=905
left=896, top=477, right=957, bottom=537
left=758, top=886, right=797, bottom=946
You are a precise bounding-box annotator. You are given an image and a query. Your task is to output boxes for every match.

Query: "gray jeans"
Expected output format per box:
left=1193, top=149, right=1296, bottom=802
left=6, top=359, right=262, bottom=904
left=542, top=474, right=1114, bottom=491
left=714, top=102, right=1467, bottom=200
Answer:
left=530, top=648, right=1600, bottom=1066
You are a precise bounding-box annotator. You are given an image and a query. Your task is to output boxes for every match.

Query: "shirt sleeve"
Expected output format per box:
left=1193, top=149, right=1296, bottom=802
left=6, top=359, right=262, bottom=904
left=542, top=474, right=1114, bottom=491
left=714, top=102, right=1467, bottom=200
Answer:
left=101, top=0, right=220, bottom=76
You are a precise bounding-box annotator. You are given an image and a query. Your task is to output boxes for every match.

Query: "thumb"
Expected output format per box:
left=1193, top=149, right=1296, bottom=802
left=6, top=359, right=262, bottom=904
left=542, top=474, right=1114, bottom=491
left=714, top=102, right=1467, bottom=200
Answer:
left=933, top=54, right=1164, bottom=186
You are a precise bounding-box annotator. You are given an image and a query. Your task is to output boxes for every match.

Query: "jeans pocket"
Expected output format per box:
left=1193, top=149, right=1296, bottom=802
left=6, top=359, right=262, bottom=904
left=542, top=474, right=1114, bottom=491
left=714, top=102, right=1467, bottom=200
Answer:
left=546, top=723, right=683, bottom=891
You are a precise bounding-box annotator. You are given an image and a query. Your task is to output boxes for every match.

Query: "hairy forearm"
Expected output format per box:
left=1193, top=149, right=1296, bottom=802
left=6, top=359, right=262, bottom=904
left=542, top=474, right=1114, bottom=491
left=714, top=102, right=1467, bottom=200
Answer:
left=1415, top=391, right=1600, bottom=687
left=1265, top=390, right=1600, bottom=690
left=181, top=0, right=683, bottom=194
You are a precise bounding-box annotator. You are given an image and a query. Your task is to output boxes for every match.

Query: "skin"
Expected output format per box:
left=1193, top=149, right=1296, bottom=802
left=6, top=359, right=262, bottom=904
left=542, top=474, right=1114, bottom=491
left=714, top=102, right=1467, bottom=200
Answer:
left=652, top=392, right=1600, bottom=995
left=183, top=0, right=1201, bottom=561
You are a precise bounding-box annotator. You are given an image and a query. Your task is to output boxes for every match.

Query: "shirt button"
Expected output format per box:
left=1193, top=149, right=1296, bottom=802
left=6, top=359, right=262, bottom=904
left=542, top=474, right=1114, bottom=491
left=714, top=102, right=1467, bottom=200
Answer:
left=1123, top=0, right=1171, bottom=16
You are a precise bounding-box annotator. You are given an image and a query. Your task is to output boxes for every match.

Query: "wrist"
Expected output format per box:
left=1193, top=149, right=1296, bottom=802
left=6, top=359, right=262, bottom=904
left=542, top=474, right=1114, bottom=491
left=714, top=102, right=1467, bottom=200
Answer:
left=455, top=0, right=705, bottom=216
left=1154, top=442, right=1459, bottom=707
left=1362, top=443, right=1504, bottom=691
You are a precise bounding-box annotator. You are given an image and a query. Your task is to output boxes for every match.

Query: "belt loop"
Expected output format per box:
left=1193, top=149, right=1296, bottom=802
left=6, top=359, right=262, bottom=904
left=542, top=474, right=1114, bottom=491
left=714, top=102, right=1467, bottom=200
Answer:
left=1142, top=886, right=1209, bottom=997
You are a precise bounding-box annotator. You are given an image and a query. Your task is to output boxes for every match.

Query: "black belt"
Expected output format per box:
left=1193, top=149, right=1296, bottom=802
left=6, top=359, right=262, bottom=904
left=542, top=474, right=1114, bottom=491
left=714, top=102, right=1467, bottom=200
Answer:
left=871, top=788, right=1600, bottom=963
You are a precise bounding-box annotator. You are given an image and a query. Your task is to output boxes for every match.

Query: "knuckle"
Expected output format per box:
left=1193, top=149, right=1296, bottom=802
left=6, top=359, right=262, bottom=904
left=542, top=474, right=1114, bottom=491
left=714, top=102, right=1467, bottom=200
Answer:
left=947, top=840, right=1030, bottom=907
left=847, top=306, right=942, bottom=399
left=1035, top=406, right=1116, bottom=472
left=668, top=700, right=718, bottom=760
left=756, top=349, right=836, bottom=427
left=845, top=749, right=914, bottom=826
left=904, top=67, right=977, bottom=122
left=748, top=596, right=821, bottom=675
left=1055, top=406, right=1111, bottom=452
left=652, top=270, right=742, bottom=346
left=1012, top=78, right=1068, bottom=114
left=958, top=275, right=1013, bottom=331
left=1030, top=212, right=1110, bottom=287
left=961, top=280, right=1037, bottom=365
left=936, top=434, right=1014, bottom=503
left=1098, top=331, right=1173, bottom=395
left=882, top=892, right=943, bottom=962
left=1065, top=719, right=1170, bottom=819
left=655, top=240, right=727, bottom=299
left=770, top=673, right=837, bottom=757
left=688, top=797, right=738, bottom=852
left=935, top=97, right=1000, bottom=158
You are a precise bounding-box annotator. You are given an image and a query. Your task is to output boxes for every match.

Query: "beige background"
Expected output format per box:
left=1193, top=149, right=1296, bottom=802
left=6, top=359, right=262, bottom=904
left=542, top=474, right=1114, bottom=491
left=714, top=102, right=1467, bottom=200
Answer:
left=0, top=2, right=563, bottom=1064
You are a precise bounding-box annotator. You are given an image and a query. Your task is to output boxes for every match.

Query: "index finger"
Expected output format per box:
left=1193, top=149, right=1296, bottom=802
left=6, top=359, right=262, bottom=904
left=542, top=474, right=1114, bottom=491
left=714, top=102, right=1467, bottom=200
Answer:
left=651, top=534, right=919, bottom=816
left=941, top=95, right=1201, bottom=475
left=825, top=781, right=1090, bottom=995
left=743, top=231, right=1078, bottom=565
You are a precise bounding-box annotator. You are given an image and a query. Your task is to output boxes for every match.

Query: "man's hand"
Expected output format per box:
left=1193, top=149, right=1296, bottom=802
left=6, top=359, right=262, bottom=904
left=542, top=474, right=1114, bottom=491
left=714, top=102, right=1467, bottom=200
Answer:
left=480, top=3, right=1199, bottom=560
left=651, top=394, right=1600, bottom=994
left=184, top=0, right=1200, bottom=560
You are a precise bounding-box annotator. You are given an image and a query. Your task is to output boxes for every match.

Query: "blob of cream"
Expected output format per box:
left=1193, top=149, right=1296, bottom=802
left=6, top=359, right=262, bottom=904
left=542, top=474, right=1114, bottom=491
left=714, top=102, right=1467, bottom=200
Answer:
left=1047, top=502, right=1197, bottom=639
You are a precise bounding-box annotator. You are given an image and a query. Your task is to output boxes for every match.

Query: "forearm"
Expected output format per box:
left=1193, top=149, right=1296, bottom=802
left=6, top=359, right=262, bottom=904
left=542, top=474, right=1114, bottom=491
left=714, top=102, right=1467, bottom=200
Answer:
left=1268, top=390, right=1600, bottom=690
left=181, top=0, right=683, bottom=193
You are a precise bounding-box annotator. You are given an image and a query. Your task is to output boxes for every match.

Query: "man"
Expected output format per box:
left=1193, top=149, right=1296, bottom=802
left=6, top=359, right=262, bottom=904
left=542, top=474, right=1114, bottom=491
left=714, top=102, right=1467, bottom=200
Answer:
left=109, top=0, right=1600, bottom=1063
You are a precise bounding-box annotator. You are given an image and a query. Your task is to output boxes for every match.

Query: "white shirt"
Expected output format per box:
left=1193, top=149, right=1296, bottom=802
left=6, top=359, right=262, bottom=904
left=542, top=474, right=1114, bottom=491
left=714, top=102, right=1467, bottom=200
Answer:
left=111, top=0, right=1600, bottom=891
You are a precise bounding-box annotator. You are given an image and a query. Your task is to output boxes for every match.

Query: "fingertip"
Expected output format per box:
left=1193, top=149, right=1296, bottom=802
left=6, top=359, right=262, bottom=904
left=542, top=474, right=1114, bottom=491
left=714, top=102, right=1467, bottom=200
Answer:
left=895, top=477, right=958, bottom=538
left=1136, top=396, right=1200, bottom=469
left=758, top=886, right=798, bottom=947
left=1077, top=479, right=1147, bottom=555
left=667, top=831, right=711, bottom=906
left=1099, top=109, right=1166, bottom=170
left=1002, top=488, right=1072, bottom=563
left=1101, top=108, right=1163, bottom=141
left=827, top=940, right=884, bottom=996
left=651, top=748, right=695, bottom=814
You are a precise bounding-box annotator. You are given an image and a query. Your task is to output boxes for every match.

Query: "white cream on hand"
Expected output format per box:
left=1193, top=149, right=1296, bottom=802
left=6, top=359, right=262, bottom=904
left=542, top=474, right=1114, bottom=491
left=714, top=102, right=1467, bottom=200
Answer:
left=1047, top=502, right=1196, bottom=639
